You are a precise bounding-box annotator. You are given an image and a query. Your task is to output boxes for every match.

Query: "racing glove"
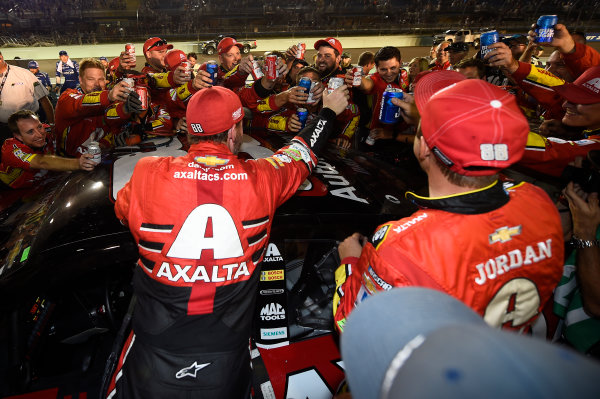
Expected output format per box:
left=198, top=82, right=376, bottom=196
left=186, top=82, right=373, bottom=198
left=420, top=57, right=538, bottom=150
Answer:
left=123, top=91, right=143, bottom=114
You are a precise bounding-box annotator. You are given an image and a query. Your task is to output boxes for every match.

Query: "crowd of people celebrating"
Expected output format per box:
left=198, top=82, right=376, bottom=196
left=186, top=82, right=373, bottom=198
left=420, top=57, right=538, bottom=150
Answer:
left=1, top=14, right=600, bottom=397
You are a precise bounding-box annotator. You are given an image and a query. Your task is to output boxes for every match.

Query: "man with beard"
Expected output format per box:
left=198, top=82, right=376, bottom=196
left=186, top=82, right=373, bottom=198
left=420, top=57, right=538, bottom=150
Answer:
left=313, top=37, right=347, bottom=83
left=54, top=58, right=142, bottom=157
left=1, top=110, right=97, bottom=189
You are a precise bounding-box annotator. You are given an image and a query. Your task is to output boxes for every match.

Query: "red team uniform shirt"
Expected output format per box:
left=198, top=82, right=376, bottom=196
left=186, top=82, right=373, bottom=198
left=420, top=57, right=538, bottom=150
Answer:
left=334, top=181, right=564, bottom=333
left=0, top=136, right=54, bottom=188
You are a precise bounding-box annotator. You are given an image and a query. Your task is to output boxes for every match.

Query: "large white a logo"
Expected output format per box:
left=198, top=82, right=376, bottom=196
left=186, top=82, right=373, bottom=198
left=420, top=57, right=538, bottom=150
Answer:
left=167, top=204, right=243, bottom=259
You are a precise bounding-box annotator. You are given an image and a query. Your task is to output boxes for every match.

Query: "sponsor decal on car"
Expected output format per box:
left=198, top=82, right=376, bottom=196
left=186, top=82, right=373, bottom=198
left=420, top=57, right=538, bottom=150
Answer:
left=260, top=302, right=286, bottom=321
left=260, top=288, right=285, bottom=296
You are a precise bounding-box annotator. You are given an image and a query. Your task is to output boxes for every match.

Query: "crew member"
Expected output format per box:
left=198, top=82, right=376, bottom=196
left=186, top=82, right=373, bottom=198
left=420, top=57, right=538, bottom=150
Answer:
left=55, top=50, right=79, bottom=94
left=108, top=79, right=350, bottom=398
left=1, top=110, right=96, bottom=189
left=54, top=58, right=141, bottom=157
left=333, top=71, right=564, bottom=333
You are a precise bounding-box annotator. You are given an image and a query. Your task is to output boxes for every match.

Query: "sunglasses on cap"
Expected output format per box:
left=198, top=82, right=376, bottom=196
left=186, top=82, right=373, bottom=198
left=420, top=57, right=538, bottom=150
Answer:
left=148, top=39, right=168, bottom=51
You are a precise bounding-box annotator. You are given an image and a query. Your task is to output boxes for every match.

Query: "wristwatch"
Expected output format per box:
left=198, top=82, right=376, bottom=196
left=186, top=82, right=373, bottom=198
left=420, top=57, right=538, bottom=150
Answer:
left=570, top=235, right=600, bottom=249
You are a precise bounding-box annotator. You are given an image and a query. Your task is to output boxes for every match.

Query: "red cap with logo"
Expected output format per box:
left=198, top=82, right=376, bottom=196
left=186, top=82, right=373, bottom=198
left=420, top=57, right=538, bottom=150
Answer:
left=416, top=71, right=529, bottom=176
left=108, top=57, right=120, bottom=73
left=314, top=37, right=343, bottom=55
left=186, top=86, right=245, bottom=136
left=552, top=66, right=600, bottom=105
left=217, top=37, right=244, bottom=55
left=143, top=37, right=173, bottom=53
left=164, top=49, right=188, bottom=71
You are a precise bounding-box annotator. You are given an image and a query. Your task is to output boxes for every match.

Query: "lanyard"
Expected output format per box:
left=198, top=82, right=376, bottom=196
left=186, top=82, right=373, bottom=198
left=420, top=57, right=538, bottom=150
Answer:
left=0, top=64, right=10, bottom=103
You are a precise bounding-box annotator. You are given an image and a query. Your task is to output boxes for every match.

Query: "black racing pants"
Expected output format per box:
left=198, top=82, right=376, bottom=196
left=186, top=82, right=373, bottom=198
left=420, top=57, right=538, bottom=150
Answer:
left=108, top=333, right=251, bottom=399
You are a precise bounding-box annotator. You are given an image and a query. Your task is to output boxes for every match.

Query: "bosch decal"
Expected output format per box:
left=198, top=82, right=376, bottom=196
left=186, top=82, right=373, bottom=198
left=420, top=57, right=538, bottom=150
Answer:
left=260, top=269, right=284, bottom=281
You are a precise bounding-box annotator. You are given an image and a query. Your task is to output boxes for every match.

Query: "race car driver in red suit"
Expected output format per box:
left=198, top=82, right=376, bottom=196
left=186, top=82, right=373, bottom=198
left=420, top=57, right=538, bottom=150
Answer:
left=110, top=78, right=350, bottom=397
left=334, top=71, right=564, bottom=334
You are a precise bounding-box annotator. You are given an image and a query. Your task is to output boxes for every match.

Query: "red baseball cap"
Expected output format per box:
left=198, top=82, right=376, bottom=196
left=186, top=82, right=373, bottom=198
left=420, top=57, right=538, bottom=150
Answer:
left=552, top=66, right=600, bottom=105
left=186, top=87, right=245, bottom=136
left=108, top=57, right=120, bottom=73
left=164, top=49, right=188, bottom=71
left=217, top=37, right=243, bottom=55
left=418, top=76, right=529, bottom=176
left=414, top=70, right=465, bottom=112
left=314, top=37, right=343, bottom=55
left=143, top=37, right=173, bottom=53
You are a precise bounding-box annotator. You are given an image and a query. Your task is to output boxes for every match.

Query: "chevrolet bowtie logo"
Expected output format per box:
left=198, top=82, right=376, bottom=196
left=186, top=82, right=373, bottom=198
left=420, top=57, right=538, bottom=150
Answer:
left=175, top=361, right=210, bottom=379
left=489, top=225, right=522, bottom=244
left=194, top=155, right=229, bottom=167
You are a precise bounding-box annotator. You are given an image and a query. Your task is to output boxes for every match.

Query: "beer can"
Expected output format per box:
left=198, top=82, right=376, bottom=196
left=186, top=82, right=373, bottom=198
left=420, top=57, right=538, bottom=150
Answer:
left=135, top=86, right=149, bottom=111
left=266, top=55, right=278, bottom=80
left=125, top=43, right=135, bottom=57
left=88, top=141, right=101, bottom=164
left=379, top=87, right=403, bottom=124
left=206, top=61, right=218, bottom=85
left=180, top=61, right=191, bottom=77
left=352, top=67, right=362, bottom=86
left=536, top=15, right=558, bottom=43
left=306, top=81, right=317, bottom=104
left=297, top=107, right=308, bottom=129
left=296, top=43, right=306, bottom=59
left=251, top=60, right=264, bottom=80
left=298, top=77, right=312, bottom=96
left=480, top=30, right=499, bottom=59
left=122, top=77, right=135, bottom=91
left=327, top=77, right=344, bottom=94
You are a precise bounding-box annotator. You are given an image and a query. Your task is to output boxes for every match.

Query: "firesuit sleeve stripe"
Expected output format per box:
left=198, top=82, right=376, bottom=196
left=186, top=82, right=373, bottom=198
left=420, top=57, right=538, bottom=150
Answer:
left=248, top=230, right=268, bottom=247
left=138, top=239, right=164, bottom=253
left=82, top=92, right=103, bottom=106
left=139, top=255, right=156, bottom=272
left=523, top=65, right=566, bottom=88
left=526, top=131, right=548, bottom=150
left=242, top=215, right=269, bottom=228
left=406, top=180, right=499, bottom=201
left=252, top=246, right=265, bottom=264
left=140, top=223, right=174, bottom=232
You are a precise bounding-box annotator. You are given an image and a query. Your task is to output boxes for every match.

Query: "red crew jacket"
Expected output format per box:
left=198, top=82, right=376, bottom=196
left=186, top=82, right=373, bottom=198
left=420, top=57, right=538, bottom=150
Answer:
left=54, top=89, right=129, bottom=157
left=0, top=136, right=54, bottom=188
left=334, top=180, right=564, bottom=333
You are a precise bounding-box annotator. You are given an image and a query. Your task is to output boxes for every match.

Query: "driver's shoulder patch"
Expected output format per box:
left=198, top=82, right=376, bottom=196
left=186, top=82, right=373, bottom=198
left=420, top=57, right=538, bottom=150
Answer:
left=371, top=224, right=392, bottom=250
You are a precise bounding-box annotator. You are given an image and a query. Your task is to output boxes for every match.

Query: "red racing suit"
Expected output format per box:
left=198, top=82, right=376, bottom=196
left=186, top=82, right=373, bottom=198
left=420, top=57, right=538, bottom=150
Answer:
left=334, top=180, right=564, bottom=333
left=519, top=131, right=600, bottom=177
left=0, top=136, right=54, bottom=188
left=54, top=89, right=130, bottom=157
left=109, top=108, right=338, bottom=398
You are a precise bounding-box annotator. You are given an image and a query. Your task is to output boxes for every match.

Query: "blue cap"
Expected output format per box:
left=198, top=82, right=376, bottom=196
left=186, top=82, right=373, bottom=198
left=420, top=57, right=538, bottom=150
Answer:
left=59, top=50, right=68, bottom=56
left=341, top=287, right=600, bottom=399
left=99, top=56, right=108, bottom=61
left=28, top=60, right=39, bottom=69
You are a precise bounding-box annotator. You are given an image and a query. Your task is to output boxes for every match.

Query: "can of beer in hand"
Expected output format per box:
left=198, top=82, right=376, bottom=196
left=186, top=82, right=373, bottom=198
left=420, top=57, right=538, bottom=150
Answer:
left=327, top=77, right=344, bottom=94
left=266, top=55, right=278, bottom=80
left=135, top=86, right=149, bottom=111
left=306, top=81, right=317, bottom=104
left=122, top=77, right=135, bottom=91
left=125, top=43, right=135, bottom=57
left=296, top=43, right=306, bottom=59
left=180, top=61, right=191, bottom=78
left=297, top=108, right=308, bottom=129
left=351, top=67, right=362, bottom=86
left=88, top=141, right=101, bottom=164
left=206, top=61, right=218, bottom=85
left=480, top=30, right=499, bottom=59
left=536, top=15, right=558, bottom=43
left=379, top=87, right=403, bottom=124
left=298, top=77, right=312, bottom=96
left=251, top=60, right=264, bottom=80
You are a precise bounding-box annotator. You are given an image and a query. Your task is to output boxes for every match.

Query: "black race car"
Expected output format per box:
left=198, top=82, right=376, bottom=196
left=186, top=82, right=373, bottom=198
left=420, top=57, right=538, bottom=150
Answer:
left=0, top=131, right=426, bottom=399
